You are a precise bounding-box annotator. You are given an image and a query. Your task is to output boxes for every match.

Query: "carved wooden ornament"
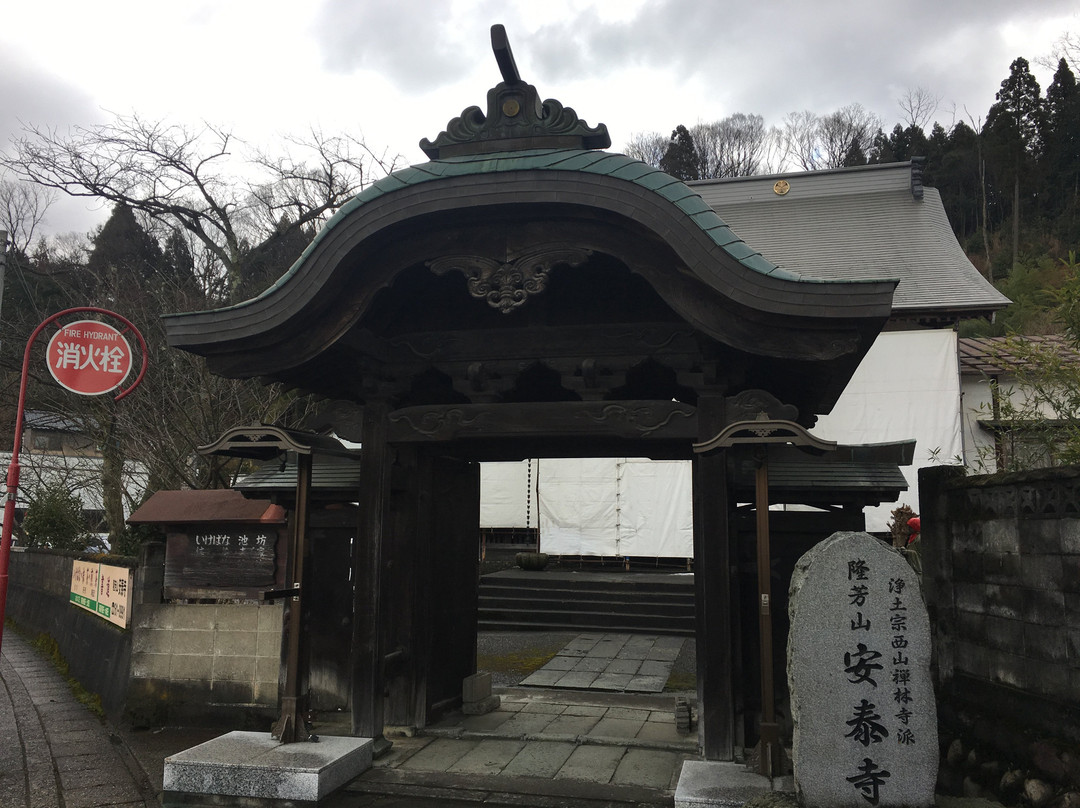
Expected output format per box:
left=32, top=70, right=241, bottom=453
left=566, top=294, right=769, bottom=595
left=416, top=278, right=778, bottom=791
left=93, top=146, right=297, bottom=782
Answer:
left=429, top=247, right=592, bottom=314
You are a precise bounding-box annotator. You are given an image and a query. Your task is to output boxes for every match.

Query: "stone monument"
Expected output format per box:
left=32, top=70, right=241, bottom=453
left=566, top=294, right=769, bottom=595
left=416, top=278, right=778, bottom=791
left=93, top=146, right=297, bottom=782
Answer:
left=788, top=531, right=937, bottom=808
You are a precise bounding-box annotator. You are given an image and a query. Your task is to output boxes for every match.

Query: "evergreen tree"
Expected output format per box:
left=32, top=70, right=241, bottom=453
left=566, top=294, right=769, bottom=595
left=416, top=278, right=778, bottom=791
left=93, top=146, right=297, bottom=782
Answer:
left=930, top=122, right=982, bottom=242
left=22, top=483, right=99, bottom=552
left=1043, top=58, right=1080, bottom=236
left=77, top=205, right=167, bottom=547
left=232, top=216, right=314, bottom=302
left=659, top=125, right=701, bottom=182
left=985, top=57, right=1045, bottom=270
left=85, top=203, right=165, bottom=308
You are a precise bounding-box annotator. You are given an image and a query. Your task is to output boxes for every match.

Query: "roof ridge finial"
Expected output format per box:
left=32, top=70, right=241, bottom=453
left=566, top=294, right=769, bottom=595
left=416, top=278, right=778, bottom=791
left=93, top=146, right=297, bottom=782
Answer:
left=491, top=24, right=521, bottom=84
left=420, top=25, right=611, bottom=159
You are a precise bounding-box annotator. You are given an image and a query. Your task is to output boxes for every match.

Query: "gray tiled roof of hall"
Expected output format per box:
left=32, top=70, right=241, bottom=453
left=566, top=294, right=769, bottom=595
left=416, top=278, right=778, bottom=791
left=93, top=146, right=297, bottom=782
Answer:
left=691, top=161, right=1011, bottom=319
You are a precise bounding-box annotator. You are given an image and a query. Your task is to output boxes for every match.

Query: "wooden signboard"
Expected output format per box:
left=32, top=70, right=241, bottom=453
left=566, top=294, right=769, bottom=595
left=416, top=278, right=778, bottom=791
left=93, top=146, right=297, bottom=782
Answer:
left=164, top=526, right=285, bottom=600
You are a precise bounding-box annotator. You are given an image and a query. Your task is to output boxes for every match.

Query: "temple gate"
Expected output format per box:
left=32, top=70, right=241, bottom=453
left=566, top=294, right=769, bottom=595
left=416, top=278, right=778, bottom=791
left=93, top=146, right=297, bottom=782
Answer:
left=165, top=28, right=896, bottom=760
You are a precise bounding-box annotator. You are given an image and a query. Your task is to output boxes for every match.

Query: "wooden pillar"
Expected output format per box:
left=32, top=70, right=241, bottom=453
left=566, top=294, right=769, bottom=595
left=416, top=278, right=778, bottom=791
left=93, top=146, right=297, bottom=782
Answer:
left=383, top=444, right=422, bottom=728
left=272, top=452, right=313, bottom=743
left=351, top=401, right=390, bottom=748
left=693, top=395, right=735, bottom=760
left=423, top=454, right=480, bottom=720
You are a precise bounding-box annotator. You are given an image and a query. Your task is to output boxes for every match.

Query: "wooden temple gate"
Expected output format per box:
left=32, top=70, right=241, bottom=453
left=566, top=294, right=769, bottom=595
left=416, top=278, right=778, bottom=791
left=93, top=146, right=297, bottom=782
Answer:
left=165, top=28, right=896, bottom=760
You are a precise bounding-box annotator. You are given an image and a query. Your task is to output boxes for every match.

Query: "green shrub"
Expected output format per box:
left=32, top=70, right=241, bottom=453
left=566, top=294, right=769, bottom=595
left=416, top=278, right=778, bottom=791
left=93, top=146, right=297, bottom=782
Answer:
left=22, top=484, right=101, bottom=552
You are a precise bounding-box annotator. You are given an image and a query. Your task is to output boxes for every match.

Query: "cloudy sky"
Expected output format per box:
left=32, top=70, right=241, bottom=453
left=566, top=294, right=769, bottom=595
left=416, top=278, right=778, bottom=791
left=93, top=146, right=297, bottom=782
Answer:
left=1, top=0, right=1076, bottom=236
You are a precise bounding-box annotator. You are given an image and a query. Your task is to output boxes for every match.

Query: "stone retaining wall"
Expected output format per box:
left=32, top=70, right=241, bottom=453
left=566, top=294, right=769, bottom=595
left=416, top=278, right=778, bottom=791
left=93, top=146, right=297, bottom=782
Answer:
left=920, top=465, right=1080, bottom=802
left=6, top=544, right=283, bottom=728
left=6, top=548, right=134, bottom=718
left=127, top=601, right=283, bottom=728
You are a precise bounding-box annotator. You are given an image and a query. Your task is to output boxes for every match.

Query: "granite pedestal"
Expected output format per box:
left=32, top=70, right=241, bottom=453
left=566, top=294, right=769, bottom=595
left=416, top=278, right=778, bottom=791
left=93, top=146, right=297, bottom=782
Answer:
left=675, top=760, right=793, bottom=808
left=163, top=731, right=373, bottom=806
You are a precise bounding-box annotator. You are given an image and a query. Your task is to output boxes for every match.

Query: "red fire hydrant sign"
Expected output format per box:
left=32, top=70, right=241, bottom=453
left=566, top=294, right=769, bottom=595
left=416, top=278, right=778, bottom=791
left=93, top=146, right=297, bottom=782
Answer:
left=46, top=320, right=133, bottom=396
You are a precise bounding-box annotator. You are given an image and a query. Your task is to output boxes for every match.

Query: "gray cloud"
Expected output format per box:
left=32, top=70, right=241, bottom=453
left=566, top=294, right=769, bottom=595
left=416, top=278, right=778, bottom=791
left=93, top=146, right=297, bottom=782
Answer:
left=0, top=53, right=108, bottom=236
left=313, top=0, right=481, bottom=91
left=0, top=54, right=100, bottom=146
left=522, top=0, right=1075, bottom=128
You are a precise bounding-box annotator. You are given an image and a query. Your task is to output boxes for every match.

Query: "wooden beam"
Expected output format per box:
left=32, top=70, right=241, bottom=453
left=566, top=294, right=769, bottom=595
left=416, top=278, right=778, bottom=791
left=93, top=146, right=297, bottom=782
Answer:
left=387, top=400, right=697, bottom=443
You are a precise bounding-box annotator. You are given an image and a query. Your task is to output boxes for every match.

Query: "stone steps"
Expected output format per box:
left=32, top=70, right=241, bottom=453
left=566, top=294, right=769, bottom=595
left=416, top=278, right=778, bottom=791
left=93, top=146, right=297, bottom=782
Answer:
left=478, top=571, right=696, bottom=636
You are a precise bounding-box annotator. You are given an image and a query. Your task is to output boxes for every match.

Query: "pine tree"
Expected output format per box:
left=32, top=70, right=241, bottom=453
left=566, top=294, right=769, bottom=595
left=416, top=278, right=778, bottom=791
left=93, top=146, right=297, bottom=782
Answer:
left=81, top=204, right=167, bottom=547
left=85, top=203, right=164, bottom=307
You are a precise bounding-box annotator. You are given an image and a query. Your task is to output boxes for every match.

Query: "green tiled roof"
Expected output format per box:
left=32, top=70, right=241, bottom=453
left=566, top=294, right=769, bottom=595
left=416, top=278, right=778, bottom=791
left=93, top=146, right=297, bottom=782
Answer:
left=253, top=149, right=817, bottom=304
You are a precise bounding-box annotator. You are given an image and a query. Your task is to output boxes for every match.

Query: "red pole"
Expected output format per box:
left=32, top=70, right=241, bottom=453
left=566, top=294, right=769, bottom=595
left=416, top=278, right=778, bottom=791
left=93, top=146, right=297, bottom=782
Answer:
left=0, top=308, right=147, bottom=657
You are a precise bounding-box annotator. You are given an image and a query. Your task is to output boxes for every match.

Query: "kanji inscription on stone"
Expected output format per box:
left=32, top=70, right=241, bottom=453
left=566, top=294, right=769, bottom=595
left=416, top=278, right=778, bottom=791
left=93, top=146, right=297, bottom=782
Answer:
left=788, top=531, right=937, bottom=808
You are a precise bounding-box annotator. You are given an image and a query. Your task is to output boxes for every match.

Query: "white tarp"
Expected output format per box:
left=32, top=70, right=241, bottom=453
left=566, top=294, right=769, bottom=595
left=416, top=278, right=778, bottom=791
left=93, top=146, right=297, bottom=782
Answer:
left=537, top=458, right=620, bottom=555
left=607, top=458, right=693, bottom=558
left=480, top=460, right=537, bottom=528
left=481, top=457, right=694, bottom=558
left=813, top=329, right=961, bottom=531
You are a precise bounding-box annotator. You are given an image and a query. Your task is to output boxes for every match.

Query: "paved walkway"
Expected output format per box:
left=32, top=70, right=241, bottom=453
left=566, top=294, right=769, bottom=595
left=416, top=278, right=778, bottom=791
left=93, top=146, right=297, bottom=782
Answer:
left=336, top=687, right=700, bottom=805
left=0, top=631, right=156, bottom=808
left=520, top=633, right=685, bottom=692
left=2, top=625, right=702, bottom=806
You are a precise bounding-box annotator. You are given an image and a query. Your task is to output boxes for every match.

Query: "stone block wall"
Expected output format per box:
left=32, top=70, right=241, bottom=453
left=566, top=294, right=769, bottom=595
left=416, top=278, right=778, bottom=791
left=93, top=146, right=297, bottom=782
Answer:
left=920, top=465, right=1080, bottom=747
left=127, top=602, right=283, bottom=728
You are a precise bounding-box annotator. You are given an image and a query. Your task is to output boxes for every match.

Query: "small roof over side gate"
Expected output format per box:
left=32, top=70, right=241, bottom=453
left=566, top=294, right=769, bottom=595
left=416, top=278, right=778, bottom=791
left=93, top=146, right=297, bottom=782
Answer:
left=127, top=489, right=286, bottom=525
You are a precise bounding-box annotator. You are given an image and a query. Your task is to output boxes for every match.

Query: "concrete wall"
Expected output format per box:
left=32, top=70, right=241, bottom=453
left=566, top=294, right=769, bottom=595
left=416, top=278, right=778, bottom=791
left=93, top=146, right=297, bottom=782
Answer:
left=127, top=602, right=283, bottom=728
left=6, top=544, right=284, bottom=729
left=7, top=548, right=135, bottom=718
left=920, top=465, right=1080, bottom=743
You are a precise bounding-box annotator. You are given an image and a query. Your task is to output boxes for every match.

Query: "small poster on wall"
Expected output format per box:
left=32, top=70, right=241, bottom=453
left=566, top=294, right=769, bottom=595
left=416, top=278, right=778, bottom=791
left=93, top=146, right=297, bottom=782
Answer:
left=70, top=560, right=133, bottom=628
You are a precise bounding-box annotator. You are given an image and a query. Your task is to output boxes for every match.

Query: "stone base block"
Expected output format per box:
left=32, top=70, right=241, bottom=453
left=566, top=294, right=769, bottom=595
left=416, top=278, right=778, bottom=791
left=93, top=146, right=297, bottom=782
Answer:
left=462, top=671, right=493, bottom=703
left=163, top=731, right=373, bottom=806
left=462, top=694, right=501, bottom=715
left=675, top=760, right=790, bottom=808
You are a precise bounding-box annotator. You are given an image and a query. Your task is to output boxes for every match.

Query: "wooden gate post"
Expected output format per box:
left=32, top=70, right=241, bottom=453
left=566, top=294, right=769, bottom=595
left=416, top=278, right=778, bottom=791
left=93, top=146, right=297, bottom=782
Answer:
left=692, top=395, right=736, bottom=760
left=351, top=401, right=391, bottom=753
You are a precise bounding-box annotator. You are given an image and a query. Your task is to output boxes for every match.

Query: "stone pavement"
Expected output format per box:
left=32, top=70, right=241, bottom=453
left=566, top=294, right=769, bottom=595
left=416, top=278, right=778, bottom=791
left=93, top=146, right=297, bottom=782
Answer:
left=2, top=626, right=996, bottom=807
left=520, top=633, right=685, bottom=693
left=332, top=686, right=701, bottom=806
left=0, top=625, right=717, bottom=806
left=0, top=630, right=157, bottom=808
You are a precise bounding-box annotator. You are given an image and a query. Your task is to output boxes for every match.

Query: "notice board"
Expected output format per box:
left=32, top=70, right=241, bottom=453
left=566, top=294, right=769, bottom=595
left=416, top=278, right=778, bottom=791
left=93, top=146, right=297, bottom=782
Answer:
left=70, top=560, right=133, bottom=628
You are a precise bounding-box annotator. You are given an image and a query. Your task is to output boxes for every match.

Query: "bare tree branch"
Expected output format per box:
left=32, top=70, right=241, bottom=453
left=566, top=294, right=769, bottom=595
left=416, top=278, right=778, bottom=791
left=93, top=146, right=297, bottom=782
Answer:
left=2, top=113, right=400, bottom=302
left=781, top=110, right=823, bottom=171
left=622, top=132, right=667, bottom=168
left=0, top=175, right=56, bottom=254
left=898, top=86, right=942, bottom=130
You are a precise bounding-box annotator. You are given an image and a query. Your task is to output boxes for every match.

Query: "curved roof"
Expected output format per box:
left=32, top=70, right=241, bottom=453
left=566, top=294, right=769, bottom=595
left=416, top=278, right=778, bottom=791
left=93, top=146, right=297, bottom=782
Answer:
left=262, top=148, right=804, bottom=298
left=165, top=149, right=897, bottom=367
left=693, top=162, right=1009, bottom=322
